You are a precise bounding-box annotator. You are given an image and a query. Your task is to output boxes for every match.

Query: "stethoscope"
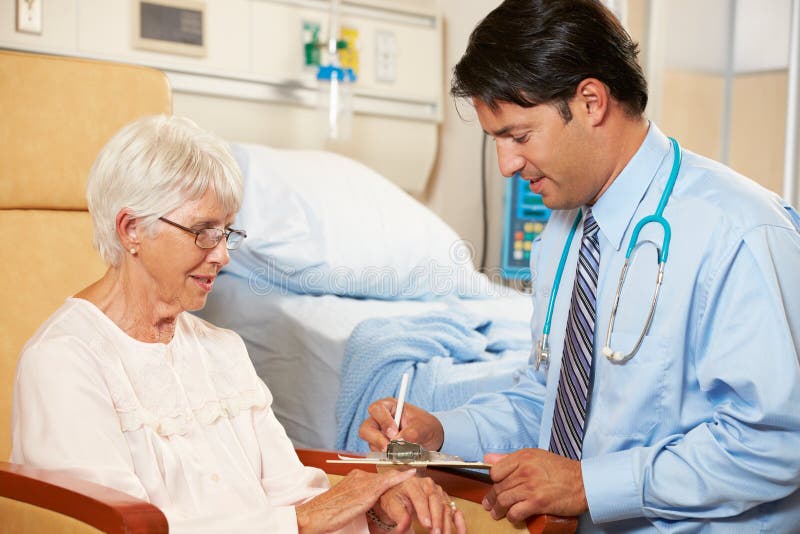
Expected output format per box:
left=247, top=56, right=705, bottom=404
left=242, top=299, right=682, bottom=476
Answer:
left=534, top=137, right=682, bottom=370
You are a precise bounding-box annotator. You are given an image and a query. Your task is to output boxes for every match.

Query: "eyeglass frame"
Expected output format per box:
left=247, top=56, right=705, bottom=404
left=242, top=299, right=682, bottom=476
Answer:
left=158, top=217, right=247, bottom=250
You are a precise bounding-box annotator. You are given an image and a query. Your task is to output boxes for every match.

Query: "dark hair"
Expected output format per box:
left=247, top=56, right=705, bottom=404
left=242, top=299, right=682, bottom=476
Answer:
left=451, top=0, right=648, bottom=120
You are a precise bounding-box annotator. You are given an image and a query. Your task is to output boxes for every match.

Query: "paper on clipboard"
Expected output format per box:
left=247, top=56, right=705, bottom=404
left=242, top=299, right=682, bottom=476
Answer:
left=328, top=453, right=491, bottom=469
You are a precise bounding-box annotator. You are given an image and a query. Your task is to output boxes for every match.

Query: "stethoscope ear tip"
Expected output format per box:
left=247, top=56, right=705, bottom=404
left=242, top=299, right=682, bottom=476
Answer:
left=602, top=346, right=613, bottom=357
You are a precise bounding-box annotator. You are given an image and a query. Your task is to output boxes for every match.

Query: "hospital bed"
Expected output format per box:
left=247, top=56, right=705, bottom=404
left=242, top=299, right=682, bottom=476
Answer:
left=201, top=271, right=533, bottom=449
left=0, top=49, right=576, bottom=534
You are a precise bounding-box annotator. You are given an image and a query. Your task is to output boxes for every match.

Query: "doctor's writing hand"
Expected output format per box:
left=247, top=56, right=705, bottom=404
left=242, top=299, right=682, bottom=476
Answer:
left=295, top=468, right=415, bottom=534
left=374, top=475, right=467, bottom=534
left=359, top=398, right=444, bottom=452
left=483, top=449, right=588, bottom=525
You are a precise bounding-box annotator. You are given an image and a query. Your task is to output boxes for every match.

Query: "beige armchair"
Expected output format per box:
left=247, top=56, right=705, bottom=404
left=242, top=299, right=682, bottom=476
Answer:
left=0, top=49, right=575, bottom=534
left=0, top=49, right=172, bottom=533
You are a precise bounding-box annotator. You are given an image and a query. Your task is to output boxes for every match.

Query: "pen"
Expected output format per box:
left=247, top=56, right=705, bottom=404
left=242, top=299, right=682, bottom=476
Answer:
left=394, top=372, right=410, bottom=430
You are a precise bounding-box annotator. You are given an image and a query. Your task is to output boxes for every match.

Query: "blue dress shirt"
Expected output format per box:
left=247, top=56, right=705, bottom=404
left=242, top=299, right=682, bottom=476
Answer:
left=435, top=123, right=800, bottom=532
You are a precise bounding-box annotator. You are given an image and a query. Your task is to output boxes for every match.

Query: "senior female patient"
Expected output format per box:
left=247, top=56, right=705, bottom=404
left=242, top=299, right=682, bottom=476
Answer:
left=10, top=115, right=466, bottom=534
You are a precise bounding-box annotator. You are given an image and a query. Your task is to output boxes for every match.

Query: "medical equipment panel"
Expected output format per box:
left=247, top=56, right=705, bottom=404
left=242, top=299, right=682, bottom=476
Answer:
left=502, top=176, right=550, bottom=280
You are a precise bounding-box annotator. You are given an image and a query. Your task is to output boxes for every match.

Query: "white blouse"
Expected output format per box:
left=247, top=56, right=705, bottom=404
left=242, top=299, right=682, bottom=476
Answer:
left=11, top=298, right=366, bottom=533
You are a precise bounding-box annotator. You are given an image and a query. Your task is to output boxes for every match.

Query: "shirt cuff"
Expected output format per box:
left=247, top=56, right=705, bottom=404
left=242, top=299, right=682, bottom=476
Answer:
left=434, top=408, right=485, bottom=461
left=582, top=448, right=642, bottom=524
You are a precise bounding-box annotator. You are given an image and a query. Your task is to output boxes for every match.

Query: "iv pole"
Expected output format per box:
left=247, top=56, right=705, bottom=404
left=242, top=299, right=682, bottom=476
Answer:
left=325, top=0, right=343, bottom=140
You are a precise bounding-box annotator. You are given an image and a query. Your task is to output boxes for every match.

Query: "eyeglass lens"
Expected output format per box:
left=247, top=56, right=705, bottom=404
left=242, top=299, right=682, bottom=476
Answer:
left=196, top=229, right=245, bottom=250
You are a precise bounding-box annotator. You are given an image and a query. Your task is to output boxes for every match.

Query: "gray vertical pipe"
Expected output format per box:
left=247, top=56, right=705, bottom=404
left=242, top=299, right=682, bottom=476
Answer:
left=784, top=0, right=800, bottom=206
left=644, top=0, right=667, bottom=125
left=721, top=0, right=737, bottom=165
left=604, top=0, right=628, bottom=26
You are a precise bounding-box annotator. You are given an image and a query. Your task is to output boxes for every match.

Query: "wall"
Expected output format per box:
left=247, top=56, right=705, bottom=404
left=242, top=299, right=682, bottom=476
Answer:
left=643, top=0, right=793, bottom=196
left=729, top=71, right=788, bottom=194
left=659, top=70, right=788, bottom=195
left=426, top=0, right=504, bottom=273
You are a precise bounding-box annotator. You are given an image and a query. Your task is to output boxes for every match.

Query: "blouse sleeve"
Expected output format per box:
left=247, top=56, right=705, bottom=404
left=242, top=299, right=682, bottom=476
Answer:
left=251, top=382, right=368, bottom=534
left=252, top=385, right=332, bottom=505
left=10, top=336, right=150, bottom=500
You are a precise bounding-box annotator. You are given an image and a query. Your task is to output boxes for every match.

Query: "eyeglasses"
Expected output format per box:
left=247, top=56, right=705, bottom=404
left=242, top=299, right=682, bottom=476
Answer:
left=158, top=217, right=247, bottom=250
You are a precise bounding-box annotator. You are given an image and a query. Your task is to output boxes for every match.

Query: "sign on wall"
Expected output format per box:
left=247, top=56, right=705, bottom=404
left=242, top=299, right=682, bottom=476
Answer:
left=133, top=0, right=206, bottom=57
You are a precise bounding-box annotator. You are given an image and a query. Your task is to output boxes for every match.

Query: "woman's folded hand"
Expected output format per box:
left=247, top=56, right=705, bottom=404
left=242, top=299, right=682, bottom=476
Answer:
left=372, top=474, right=467, bottom=534
left=295, top=468, right=414, bottom=533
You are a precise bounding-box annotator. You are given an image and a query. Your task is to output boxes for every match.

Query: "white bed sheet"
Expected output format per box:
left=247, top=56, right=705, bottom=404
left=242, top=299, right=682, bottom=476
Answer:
left=196, top=272, right=533, bottom=449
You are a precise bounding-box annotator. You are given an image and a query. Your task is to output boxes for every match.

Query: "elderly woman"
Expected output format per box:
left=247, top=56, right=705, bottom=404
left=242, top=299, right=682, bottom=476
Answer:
left=10, top=115, right=466, bottom=534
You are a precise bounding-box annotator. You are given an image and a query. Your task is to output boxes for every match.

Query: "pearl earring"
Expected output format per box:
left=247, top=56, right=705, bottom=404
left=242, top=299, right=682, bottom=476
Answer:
left=130, top=248, right=137, bottom=255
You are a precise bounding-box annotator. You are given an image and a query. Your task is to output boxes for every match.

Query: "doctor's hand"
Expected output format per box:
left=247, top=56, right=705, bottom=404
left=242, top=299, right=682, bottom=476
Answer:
left=373, top=475, right=467, bottom=534
left=483, top=449, right=588, bottom=525
left=359, top=398, right=444, bottom=452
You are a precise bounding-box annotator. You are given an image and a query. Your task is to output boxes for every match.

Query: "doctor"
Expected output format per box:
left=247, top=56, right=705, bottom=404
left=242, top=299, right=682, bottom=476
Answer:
left=359, top=0, right=800, bottom=531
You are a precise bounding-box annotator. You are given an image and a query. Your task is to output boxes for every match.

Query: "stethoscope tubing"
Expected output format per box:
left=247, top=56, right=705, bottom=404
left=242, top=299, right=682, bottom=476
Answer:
left=535, top=137, right=682, bottom=369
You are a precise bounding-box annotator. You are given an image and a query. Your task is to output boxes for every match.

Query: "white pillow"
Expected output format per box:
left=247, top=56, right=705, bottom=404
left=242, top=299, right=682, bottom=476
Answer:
left=226, top=143, right=490, bottom=300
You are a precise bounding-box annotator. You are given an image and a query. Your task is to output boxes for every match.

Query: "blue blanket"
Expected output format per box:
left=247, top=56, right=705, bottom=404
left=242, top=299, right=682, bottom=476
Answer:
left=335, top=307, right=531, bottom=452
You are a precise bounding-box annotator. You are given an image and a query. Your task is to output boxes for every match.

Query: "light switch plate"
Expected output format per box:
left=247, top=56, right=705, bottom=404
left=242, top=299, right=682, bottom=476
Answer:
left=16, top=0, right=43, bottom=35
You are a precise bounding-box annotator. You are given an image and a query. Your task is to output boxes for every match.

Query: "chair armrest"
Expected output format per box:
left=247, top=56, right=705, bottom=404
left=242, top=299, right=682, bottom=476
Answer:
left=295, top=448, right=577, bottom=534
left=0, top=461, right=167, bottom=534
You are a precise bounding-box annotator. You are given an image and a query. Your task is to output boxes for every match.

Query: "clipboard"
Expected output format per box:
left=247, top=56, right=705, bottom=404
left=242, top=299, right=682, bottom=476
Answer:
left=327, top=439, right=491, bottom=470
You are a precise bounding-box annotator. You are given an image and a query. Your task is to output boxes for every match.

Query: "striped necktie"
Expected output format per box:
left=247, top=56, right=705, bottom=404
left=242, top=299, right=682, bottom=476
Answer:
left=549, top=208, right=600, bottom=460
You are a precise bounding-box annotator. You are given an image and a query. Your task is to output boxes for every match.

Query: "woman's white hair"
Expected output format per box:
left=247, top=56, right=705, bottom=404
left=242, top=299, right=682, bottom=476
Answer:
left=87, top=115, right=243, bottom=266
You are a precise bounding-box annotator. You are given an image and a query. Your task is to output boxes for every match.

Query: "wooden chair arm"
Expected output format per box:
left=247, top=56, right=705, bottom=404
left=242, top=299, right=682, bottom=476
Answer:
left=295, top=448, right=577, bottom=534
left=0, top=461, right=167, bottom=534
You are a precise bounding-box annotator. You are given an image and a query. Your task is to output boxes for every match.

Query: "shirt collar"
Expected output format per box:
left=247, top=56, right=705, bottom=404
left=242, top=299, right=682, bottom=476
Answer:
left=591, top=122, right=673, bottom=251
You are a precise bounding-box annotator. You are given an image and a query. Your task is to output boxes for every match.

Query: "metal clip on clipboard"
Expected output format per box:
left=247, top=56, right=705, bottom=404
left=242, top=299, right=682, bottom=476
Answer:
left=379, top=439, right=462, bottom=463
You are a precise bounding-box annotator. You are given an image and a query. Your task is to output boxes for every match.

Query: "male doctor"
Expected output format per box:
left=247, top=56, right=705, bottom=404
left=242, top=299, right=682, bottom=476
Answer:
left=360, top=0, right=800, bottom=531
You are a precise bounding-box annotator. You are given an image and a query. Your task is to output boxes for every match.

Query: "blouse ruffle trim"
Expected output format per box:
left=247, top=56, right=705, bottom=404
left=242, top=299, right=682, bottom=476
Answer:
left=93, top=313, right=272, bottom=438
left=117, top=387, right=268, bottom=436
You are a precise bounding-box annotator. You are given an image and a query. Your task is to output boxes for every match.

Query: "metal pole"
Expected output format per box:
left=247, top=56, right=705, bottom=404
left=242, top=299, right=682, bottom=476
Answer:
left=328, top=0, right=341, bottom=66
left=604, top=0, right=628, bottom=27
left=644, top=0, right=666, bottom=124
left=784, top=0, right=800, bottom=206
left=720, top=0, right=737, bottom=165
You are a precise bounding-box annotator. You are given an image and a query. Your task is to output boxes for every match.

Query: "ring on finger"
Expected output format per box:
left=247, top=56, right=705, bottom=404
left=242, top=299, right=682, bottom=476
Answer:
left=449, top=500, right=457, bottom=512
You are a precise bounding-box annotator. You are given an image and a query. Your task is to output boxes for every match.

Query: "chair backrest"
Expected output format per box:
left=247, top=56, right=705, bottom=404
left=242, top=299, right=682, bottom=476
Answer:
left=0, top=50, right=172, bottom=459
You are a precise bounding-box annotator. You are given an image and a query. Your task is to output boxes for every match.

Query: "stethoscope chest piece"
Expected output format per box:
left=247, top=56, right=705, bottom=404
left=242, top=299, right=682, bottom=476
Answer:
left=534, top=335, right=550, bottom=370
left=602, top=345, right=630, bottom=363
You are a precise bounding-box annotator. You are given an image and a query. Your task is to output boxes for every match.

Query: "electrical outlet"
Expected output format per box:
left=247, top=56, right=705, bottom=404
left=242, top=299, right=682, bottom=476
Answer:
left=375, top=30, right=397, bottom=83
left=16, top=0, right=43, bottom=35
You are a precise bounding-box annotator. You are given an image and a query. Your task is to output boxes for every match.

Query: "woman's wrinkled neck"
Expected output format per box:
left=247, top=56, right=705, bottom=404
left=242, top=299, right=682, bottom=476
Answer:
left=75, top=264, right=181, bottom=344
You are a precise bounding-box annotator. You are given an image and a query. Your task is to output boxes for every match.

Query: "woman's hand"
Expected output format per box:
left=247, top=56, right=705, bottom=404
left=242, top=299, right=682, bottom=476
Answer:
left=359, top=398, right=445, bottom=453
left=372, top=474, right=467, bottom=534
left=295, top=468, right=415, bottom=533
